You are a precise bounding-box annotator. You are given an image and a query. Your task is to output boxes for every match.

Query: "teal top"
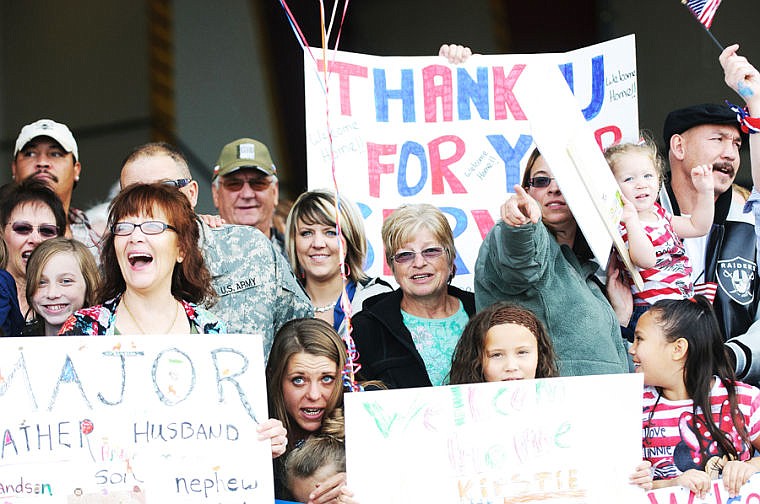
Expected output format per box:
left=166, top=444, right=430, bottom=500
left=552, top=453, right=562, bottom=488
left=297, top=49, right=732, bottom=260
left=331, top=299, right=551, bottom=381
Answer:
left=401, top=300, right=469, bottom=386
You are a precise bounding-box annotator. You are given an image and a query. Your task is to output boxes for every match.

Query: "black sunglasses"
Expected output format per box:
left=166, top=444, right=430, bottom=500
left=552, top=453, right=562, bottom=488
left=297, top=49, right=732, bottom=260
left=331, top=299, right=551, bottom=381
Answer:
left=220, top=177, right=272, bottom=192
left=9, top=222, right=59, bottom=238
left=527, top=176, right=555, bottom=188
left=162, top=178, right=192, bottom=189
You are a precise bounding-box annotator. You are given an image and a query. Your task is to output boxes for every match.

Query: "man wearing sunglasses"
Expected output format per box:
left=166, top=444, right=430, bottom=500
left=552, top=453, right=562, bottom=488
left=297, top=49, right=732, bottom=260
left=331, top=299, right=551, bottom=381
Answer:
left=11, top=119, right=101, bottom=256
left=211, top=138, right=286, bottom=258
left=120, top=142, right=312, bottom=357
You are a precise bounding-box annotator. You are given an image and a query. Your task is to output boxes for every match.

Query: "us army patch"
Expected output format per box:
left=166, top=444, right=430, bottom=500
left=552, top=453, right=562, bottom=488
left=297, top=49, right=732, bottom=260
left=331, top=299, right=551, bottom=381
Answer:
left=717, top=256, right=756, bottom=306
left=215, top=277, right=258, bottom=296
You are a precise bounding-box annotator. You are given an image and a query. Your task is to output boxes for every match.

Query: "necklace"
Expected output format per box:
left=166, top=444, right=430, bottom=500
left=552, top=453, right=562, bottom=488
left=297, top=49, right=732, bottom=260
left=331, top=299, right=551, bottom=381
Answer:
left=313, top=301, right=337, bottom=313
left=121, top=295, right=181, bottom=334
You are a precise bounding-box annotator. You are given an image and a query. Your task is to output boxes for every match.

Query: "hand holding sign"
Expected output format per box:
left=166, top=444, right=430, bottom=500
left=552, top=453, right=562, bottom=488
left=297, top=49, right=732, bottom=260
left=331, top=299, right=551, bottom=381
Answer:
left=501, top=184, right=542, bottom=226
left=674, top=469, right=712, bottom=500
left=437, top=43, right=473, bottom=64
left=721, top=460, right=758, bottom=498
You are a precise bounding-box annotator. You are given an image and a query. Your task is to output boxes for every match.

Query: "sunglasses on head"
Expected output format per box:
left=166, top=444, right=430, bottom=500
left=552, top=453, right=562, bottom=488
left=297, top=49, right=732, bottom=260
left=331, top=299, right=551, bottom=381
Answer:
left=527, top=176, right=555, bottom=188
left=162, top=178, right=192, bottom=189
left=220, top=176, right=272, bottom=192
left=9, top=222, right=59, bottom=238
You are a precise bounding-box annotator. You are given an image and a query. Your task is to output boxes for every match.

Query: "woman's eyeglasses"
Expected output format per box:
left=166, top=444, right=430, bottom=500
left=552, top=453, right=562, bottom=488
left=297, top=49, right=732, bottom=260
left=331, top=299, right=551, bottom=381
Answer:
left=111, top=221, right=177, bottom=236
left=220, top=176, right=272, bottom=192
left=9, top=222, right=59, bottom=238
left=392, top=247, right=446, bottom=264
left=527, top=176, right=555, bottom=188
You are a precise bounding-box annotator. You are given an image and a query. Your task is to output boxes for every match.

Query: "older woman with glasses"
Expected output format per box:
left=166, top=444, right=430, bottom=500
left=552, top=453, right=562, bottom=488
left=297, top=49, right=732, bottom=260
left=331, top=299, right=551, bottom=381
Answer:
left=351, top=204, right=475, bottom=389
left=0, top=179, right=66, bottom=316
left=475, top=148, right=630, bottom=376
left=61, top=183, right=225, bottom=335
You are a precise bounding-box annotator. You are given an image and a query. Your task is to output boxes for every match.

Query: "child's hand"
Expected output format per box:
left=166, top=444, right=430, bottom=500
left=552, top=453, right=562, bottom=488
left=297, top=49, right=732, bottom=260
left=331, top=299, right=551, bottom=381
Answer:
left=675, top=469, right=711, bottom=499
left=501, top=185, right=541, bottom=226
left=691, top=164, right=714, bottom=195
left=308, top=472, right=347, bottom=504
left=721, top=460, right=757, bottom=497
left=629, top=460, right=653, bottom=490
left=619, top=194, right=639, bottom=225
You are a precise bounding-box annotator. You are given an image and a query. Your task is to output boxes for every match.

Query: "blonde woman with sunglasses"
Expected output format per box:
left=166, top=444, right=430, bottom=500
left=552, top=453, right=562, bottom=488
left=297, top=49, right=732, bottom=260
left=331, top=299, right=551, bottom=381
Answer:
left=0, top=179, right=66, bottom=316
left=351, top=204, right=475, bottom=389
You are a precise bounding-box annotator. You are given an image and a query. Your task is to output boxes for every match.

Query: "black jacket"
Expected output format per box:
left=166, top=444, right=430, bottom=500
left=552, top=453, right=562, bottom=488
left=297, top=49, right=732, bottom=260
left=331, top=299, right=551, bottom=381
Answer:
left=352, top=286, right=476, bottom=389
left=665, top=183, right=759, bottom=339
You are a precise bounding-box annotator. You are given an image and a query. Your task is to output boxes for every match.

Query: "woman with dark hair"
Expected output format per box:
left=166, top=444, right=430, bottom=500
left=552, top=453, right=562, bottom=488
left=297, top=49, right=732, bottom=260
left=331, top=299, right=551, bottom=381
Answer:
left=266, top=317, right=350, bottom=502
left=0, top=178, right=66, bottom=316
left=475, top=148, right=629, bottom=376
left=60, top=183, right=224, bottom=335
left=631, top=296, right=760, bottom=498
left=449, top=302, right=558, bottom=384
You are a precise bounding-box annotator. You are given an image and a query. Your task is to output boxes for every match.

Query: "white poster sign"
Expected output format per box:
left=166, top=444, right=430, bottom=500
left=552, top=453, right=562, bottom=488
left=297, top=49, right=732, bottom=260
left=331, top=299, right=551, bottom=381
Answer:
left=344, top=373, right=644, bottom=503
left=305, top=35, right=639, bottom=289
left=0, top=335, right=272, bottom=503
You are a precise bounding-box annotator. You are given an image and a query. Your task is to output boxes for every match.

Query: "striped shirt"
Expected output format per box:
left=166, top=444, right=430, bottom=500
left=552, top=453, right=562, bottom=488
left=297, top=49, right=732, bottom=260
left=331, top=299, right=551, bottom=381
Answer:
left=642, top=380, right=760, bottom=480
left=621, top=202, right=693, bottom=305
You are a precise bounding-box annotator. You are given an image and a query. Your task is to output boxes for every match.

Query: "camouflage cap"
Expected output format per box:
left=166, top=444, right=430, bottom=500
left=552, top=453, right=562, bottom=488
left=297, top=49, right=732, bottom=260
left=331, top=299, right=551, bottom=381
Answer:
left=212, top=138, right=276, bottom=180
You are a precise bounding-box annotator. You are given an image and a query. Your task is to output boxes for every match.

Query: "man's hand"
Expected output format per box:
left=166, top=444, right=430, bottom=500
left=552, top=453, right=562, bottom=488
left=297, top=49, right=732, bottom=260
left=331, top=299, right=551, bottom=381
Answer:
left=438, top=44, right=473, bottom=64
left=719, top=44, right=760, bottom=110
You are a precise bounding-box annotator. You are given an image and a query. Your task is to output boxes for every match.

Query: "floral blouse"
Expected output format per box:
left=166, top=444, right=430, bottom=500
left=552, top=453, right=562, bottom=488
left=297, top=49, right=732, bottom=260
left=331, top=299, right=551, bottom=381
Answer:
left=59, top=294, right=227, bottom=335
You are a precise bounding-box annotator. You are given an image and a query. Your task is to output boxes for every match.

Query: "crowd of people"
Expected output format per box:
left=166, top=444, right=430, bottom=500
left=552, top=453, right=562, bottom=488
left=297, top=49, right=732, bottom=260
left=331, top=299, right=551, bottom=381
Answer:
left=2, top=43, right=760, bottom=502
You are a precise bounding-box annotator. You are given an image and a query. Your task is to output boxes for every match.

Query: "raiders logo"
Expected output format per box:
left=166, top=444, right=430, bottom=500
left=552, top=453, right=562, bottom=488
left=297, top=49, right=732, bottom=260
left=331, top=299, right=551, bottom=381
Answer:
left=717, top=256, right=756, bottom=306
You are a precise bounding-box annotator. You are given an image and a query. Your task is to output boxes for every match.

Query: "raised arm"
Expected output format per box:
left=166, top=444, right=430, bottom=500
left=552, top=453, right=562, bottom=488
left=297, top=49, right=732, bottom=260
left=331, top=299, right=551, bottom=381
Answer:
left=671, top=164, right=714, bottom=238
left=619, top=195, right=656, bottom=269
left=719, top=44, right=760, bottom=189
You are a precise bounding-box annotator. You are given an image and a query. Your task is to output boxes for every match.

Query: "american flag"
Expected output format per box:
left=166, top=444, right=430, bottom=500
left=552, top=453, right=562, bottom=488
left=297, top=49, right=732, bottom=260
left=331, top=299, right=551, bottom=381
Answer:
left=682, top=0, right=723, bottom=29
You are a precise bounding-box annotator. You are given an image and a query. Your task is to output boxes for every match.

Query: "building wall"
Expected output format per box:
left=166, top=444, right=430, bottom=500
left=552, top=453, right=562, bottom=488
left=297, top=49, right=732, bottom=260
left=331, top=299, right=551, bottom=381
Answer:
left=1, top=0, right=758, bottom=212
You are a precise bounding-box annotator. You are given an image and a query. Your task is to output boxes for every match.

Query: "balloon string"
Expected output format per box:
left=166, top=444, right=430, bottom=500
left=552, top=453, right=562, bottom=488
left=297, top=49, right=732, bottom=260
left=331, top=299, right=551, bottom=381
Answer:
left=279, top=0, right=361, bottom=391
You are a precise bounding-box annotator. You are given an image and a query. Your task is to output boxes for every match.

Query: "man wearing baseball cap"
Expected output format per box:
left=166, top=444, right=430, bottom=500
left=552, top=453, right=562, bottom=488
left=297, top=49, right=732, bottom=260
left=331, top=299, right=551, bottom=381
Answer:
left=660, top=103, right=758, bottom=339
left=11, top=119, right=101, bottom=253
left=211, top=138, right=286, bottom=257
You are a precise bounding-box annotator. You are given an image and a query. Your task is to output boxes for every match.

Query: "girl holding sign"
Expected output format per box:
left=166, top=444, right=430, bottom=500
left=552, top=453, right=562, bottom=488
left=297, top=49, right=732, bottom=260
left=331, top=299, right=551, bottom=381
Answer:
left=605, top=138, right=714, bottom=329
left=630, top=296, right=760, bottom=498
left=448, top=301, right=558, bottom=384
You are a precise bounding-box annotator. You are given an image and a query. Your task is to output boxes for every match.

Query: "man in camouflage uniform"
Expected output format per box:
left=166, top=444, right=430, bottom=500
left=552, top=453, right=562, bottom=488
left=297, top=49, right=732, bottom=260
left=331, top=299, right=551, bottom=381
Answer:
left=119, top=142, right=312, bottom=356
left=11, top=119, right=101, bottom=256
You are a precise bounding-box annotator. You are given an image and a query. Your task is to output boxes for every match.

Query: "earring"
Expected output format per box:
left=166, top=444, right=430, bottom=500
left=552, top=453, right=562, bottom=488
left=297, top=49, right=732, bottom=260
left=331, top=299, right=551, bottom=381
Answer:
left=74, top=176, right=80, bottom=182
